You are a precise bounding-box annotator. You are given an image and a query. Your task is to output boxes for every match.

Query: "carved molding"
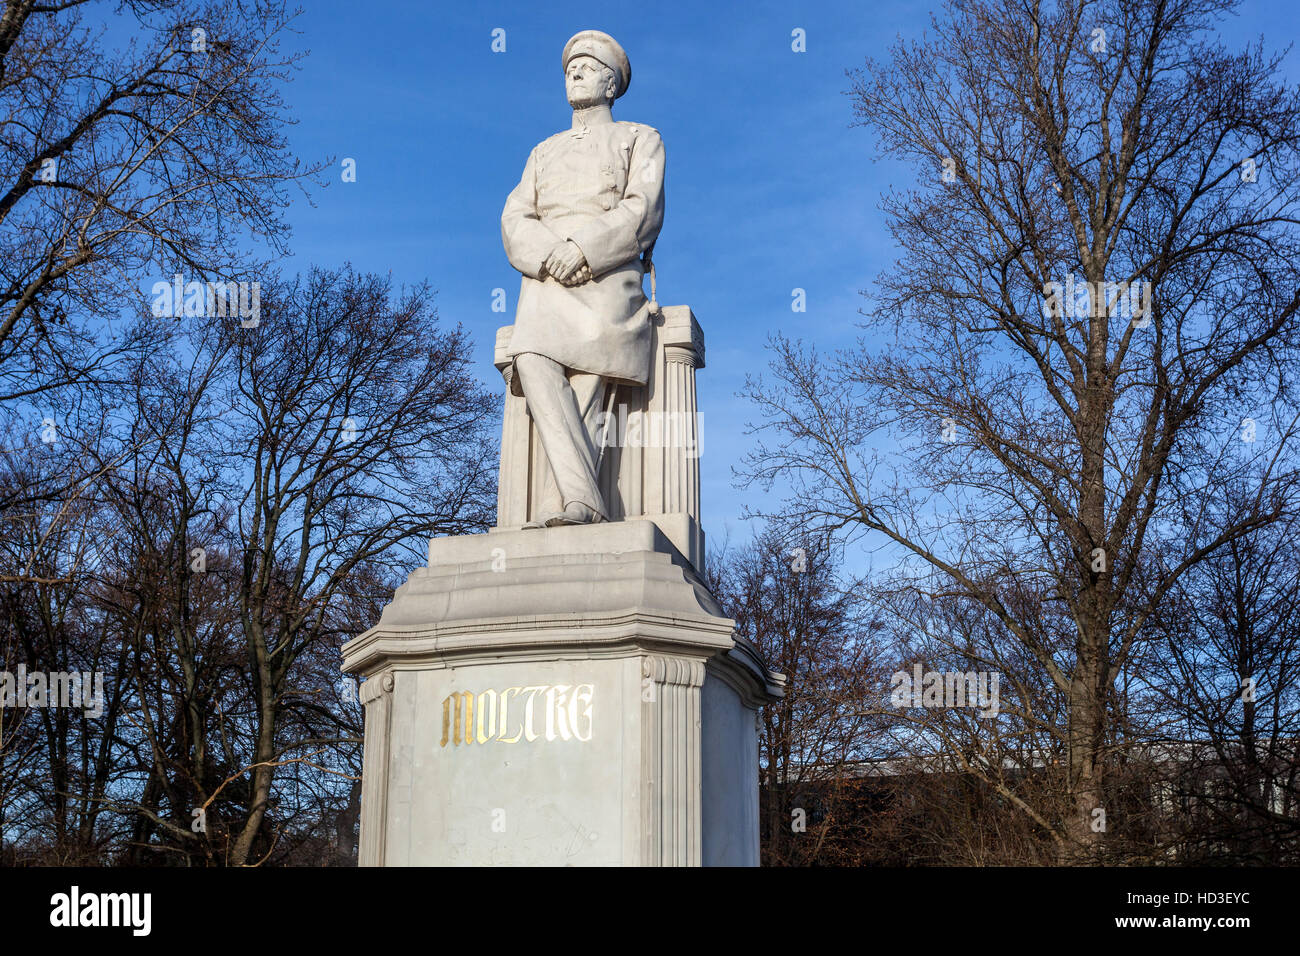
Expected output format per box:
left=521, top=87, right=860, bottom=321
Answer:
left=357, top=670, right=395, bottom=866
left=641, top=654, right=705, bottom=688
left=663, top=344, right=698, bottom=367
left=658, top=305, right=705, bottom=368
left=359, top=671, right=395, bottom=706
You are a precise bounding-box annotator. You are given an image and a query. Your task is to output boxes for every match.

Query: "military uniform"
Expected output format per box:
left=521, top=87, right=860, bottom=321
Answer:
left=500, top=30, right=664, bottom=526
left=501, top=119, right=665, bottom=392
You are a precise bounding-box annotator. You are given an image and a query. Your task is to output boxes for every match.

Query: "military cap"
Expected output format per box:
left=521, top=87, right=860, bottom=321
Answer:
left=562, top=30, right=631, bottom=99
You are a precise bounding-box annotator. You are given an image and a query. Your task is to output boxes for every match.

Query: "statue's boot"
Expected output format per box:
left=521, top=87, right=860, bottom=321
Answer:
left=523, top=501, right=603, bottom=529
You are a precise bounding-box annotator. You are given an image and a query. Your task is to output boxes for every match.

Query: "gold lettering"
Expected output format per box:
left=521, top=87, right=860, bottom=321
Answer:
left=521, top=686, right=546, bottom=742
left=545, top=685, right=572, bottom=741
left=476, top=689, right=498, bottom=743
left=440, top=684, right=593, bottom=747
left=497, top=687, right=523, bottom=743
left=440, top=691, right=474, bottom=747
left=571, top=684, right=594, bottom=742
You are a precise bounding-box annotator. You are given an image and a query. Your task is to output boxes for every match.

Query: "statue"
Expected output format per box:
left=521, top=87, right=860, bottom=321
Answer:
left=500, top=29, right=666, bottom=528
left=343, top=33, right=781, bottom=867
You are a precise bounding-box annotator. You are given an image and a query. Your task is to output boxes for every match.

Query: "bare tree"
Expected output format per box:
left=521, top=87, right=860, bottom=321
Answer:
left=1, top=268, right=497, bottom=865
left=742, top=0, right=1300, bottom=860
left=1138, top=486, right=1300, bottom=862
left=0, top=0, right=322, bottom=591
left=217, top=268, right=496, bottom=865
left=0, top=0, right=318, bottom=392
left=709, top=525, right=886, bottom=865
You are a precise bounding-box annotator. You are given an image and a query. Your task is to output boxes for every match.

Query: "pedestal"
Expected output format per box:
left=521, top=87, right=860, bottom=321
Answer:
left=340, top=520, right=783, bottom=866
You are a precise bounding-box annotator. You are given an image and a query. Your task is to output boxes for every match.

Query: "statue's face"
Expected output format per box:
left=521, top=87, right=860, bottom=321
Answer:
left=565, top=55, right=615, bottom=108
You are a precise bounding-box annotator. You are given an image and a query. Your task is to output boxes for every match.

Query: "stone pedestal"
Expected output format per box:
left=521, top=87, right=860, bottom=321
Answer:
left=341, top=520, right=783, bottom=866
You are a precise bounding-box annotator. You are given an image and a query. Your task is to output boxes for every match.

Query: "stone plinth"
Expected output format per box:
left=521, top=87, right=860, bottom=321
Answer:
left=341, top=520, right=783, bottom=866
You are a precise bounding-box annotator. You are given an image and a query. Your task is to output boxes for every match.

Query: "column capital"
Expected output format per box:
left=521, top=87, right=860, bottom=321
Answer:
left=360, top=671, right=395, bottom=706
left=641, top=653, right=707, bottom=688
left=657, top=306, right=704, bottom=369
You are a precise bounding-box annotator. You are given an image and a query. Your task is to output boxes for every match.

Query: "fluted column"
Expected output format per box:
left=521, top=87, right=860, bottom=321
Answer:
left=661, top=343, right=700, bottom=517
left=357, top=671, right=394, bottom=866
left=656, top=307, right=705, bottom=563
left=640, top=654, right=706, bottom=866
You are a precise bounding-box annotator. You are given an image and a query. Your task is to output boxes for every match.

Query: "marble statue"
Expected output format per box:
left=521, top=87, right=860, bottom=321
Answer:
left=342, top=30, right=783, bottom=866
left=501, top=29, right=666, bottom=528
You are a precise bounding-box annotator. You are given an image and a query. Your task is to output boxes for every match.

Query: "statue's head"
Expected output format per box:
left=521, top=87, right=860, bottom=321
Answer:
left=562, top=30, right=630, bottom=108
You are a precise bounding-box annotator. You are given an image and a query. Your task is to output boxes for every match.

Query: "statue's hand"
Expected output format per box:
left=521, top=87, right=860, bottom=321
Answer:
left=559, top=263, right=592, bottom=286
left=544, top=240, right=587, bottom=283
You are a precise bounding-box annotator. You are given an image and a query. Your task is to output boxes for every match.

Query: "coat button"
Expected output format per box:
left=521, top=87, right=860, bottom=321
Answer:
left=600, top=198, right=612, bottom=209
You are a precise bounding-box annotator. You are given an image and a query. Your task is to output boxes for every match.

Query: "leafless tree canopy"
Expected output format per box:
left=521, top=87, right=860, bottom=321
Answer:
left=0, top=3, right=497, bottom=866
left=2, top=267, right=497, bottom=865
left=741, top=0, right=1300, bottom=862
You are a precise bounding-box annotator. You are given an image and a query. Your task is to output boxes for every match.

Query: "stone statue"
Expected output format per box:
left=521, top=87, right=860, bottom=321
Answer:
left=501, top=29, right=666, bottom=528
left=344, top=34, right=782, bottom=866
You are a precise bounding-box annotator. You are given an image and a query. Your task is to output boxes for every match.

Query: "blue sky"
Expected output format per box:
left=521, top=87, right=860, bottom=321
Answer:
left=272, top=0, right=1299, bottom=553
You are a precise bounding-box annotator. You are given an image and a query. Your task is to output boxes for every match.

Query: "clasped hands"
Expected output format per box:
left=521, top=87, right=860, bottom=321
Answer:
left=542, top=240, right=592, bottom=287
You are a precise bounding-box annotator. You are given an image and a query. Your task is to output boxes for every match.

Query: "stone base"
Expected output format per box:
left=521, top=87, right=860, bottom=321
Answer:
left=341, top=520, right=782, bottom=866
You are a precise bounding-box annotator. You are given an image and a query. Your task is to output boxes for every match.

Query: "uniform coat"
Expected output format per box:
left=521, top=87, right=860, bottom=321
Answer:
left=501, top=119, right=665, bottom=393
